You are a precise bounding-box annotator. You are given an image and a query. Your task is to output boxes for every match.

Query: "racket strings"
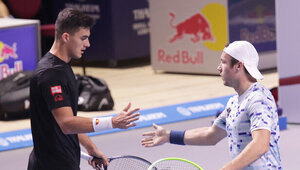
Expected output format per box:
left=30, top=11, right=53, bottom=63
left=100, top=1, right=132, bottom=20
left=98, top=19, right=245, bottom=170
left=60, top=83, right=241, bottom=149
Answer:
left=108, top=157, right=151, bottom=170
left=150, top=160, right=200, bottom=170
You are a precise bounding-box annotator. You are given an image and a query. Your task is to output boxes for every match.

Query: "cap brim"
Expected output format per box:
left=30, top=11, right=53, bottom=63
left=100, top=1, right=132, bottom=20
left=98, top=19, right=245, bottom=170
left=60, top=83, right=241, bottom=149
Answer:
left=244, top=65, right=264, bottom=80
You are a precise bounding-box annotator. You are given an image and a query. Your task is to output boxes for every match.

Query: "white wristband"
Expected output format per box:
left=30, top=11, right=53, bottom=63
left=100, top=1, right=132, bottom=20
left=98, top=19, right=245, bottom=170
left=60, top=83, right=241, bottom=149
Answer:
left=92, top=117, right=113, bottom=132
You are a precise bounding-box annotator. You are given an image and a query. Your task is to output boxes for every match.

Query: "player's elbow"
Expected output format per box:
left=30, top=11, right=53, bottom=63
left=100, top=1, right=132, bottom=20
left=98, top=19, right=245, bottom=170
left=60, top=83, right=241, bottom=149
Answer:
left=206, top=129, right=225, bottom=145
left=61, top=127, right=73, bottom=134
left=261, top=144, right=269, bottom=155
left=256, top=141, right=269, bottom=156
left=207, top=136, right=221, bottom=145
left=59, top=120, right=74, bottom=134
left=60, top=125, right=73, bottom=134
left=210, top=140, right=219, bottom=145
left=200, top=132, right=221, bottom=145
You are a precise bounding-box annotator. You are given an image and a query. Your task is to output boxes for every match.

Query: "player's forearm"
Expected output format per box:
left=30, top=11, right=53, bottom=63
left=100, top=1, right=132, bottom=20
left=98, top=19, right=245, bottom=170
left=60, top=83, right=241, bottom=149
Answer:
left=60, top=116, right=94, bottom=134
left=52, top=107, right=95, bottom=134
left=52, top=107, right=114, bottom=134
left=61, top=116, right=114, bottom=134
left=184, top=127, right=211, bottom=145
left=78, top=133, right=97, bottom=152
left=184, top=127, right=225, bottom=145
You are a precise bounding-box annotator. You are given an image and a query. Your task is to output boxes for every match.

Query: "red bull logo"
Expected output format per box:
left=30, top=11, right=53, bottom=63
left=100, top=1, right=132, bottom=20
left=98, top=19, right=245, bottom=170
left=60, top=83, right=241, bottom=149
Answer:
left=156, top=3, right=228, bottom=66
left=168, top=12, right=215, bottom=43
left=158, top=49, right=203, bottom=64
left=0, top=41, right=18, bottom=63
left=0, top=61, right=23, bottom=80
left=0, top=41, right=22, bottom=79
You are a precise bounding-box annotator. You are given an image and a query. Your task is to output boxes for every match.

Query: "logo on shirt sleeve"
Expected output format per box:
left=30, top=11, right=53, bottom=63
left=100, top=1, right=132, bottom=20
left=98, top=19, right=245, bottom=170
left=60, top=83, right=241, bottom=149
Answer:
left=54, top=94, right=63, bottom=102
left=51, top=85, right=62, bottom=96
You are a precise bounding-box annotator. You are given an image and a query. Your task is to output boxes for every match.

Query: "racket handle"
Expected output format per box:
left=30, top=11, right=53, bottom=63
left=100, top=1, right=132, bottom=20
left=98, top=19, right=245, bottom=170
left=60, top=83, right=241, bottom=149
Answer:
left=80, top=151, right=106, bottom=170
left=81, top=151, right=93, bottom=161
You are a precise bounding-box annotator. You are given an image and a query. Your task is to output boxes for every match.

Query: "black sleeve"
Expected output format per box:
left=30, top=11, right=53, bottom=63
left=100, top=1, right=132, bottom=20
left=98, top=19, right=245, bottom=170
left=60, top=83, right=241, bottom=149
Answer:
left=39, top=68, right=72, bottom=111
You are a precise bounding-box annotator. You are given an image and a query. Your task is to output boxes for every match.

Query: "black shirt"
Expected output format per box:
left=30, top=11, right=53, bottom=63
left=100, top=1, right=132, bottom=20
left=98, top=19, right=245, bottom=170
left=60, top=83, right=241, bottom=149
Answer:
left=30, top=52, right=80, bottom=170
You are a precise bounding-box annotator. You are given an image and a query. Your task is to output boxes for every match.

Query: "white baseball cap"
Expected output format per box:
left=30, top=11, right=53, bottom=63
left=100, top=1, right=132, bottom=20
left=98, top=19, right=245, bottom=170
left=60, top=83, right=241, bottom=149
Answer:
left=224, top=41, right=263, bottom=80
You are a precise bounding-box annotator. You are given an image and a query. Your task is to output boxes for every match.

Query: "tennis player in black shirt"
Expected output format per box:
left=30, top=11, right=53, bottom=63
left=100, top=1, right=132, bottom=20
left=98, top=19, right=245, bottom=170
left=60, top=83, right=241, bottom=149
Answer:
left=28, top=8, right=140, bottom=170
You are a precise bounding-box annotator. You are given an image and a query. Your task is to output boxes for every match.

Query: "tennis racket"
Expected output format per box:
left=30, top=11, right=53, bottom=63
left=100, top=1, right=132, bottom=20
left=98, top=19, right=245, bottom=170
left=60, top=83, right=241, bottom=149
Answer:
left=147, top=157, right=204, bottom=170
left=81, top=151, right=152, bottom=170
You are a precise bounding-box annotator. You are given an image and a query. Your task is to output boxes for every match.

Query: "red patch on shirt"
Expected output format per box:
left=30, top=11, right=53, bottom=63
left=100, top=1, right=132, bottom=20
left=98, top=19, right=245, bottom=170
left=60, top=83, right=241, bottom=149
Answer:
left=95, top=119, right=100, bottom=125
left=51, top=85, right=62, bottom=96
left=54, top=94, right=63, bottom=102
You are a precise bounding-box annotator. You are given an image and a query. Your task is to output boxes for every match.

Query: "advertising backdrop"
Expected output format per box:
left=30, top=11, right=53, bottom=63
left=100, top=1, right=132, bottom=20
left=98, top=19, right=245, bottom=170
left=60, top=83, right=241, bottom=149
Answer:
left=150, top=0, right=228, bottom=74
left=0, top=19, right=40, bottom=80
left=228, top=0, right=276, bottom=52
left=52, top=0, right=150, bottom=61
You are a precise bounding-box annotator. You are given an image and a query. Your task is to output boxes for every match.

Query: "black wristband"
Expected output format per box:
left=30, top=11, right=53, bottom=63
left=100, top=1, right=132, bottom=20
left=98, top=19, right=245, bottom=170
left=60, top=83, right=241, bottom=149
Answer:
left=169, top=130, right=185, bottom=145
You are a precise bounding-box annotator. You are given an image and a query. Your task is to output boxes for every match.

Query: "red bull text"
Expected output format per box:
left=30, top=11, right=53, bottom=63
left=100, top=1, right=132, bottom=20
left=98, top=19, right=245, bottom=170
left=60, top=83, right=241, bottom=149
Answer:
left=158, top=49, right=204, bottom=64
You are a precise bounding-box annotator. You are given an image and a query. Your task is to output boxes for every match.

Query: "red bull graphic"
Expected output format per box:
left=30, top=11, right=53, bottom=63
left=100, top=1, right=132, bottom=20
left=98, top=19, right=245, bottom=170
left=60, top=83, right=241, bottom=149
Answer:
left=0, top=61, right=23, bottom=79
left=0, top=41, right=18, bottom=63
left=0, top=24, right=39, bottom=80
left=150, top=0, right=227, bottom=74
left=0, top=41, right=22, bottom=79
left=169, top=12, right=214, bottom=43
left=240, top=25, right=275, bottom=43
left=228, top=0, right=276, bottom=52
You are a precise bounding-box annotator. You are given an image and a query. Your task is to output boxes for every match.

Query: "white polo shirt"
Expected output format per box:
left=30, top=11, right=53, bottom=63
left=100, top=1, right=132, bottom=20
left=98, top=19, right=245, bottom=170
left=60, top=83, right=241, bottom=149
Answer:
left=214, top=82, right=282, bottom=170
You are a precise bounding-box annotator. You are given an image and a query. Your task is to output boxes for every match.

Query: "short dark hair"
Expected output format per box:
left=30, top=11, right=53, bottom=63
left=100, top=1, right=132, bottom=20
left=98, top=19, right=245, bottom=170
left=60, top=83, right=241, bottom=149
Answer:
left=230, top=56, right=239, bottom=68
left=230, top=56, right=250, bottom=75
left=55, top=8, right=94, bottom=39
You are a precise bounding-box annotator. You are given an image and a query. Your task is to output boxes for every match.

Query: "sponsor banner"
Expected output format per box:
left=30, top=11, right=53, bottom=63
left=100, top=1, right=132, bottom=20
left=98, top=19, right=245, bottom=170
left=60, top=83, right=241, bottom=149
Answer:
left=276, top=0, right=300, bottom=123
left=0, top=129, right=32, bottom=151
left=52, top=0, right=149, bottom=61
left=0, top=95, right=231, bottom=151
left=0, top=94, right=287, bottom=151
left=0, top=25, right=38, bottom=80
left=228, top=0, right=276, bottom=52
left=149, top=0, right=228, bottom=74
left=88, top=95, right=231, bottom=137
left=228, top=0, right=277, bottom=70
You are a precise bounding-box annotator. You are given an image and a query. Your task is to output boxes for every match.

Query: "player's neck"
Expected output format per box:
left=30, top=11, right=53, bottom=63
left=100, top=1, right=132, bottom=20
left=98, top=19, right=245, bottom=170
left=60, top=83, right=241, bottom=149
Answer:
left=235, top=79, right=256, bottom=96
left=49, top=41, right=71, bottom=63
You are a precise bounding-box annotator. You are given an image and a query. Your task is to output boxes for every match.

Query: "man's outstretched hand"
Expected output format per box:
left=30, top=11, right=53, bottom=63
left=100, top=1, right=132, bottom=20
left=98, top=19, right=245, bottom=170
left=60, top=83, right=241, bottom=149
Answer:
left=141, top=123, right=170, bottom=147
